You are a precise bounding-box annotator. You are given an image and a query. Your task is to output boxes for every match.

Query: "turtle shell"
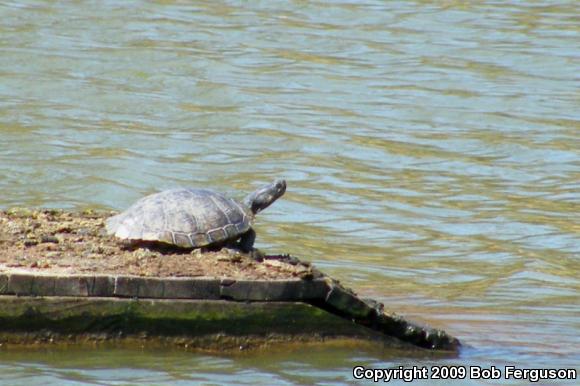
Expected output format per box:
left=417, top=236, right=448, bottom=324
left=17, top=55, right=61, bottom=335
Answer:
left=105, top=188, right=253, bottom=248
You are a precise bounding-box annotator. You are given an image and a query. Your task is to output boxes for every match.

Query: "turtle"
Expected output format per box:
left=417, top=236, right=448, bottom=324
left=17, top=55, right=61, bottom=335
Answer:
left=105, top=179, right=286, bottom=252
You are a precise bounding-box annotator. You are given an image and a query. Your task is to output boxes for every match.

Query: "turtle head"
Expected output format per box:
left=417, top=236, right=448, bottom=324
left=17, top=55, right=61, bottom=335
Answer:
left=244, top=179, right=286, bottom=215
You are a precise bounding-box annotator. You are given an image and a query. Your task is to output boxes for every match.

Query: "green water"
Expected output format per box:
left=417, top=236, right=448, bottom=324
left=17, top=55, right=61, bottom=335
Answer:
left=0, top=0, right=578, bottom=384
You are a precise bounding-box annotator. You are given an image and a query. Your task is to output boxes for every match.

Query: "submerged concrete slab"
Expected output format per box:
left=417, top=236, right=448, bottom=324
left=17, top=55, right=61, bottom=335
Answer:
left=0, top=271, right=460, bottom=352
left=2, top=296, right=434, bottom=353
left=0, top=296, right=386, bottom=340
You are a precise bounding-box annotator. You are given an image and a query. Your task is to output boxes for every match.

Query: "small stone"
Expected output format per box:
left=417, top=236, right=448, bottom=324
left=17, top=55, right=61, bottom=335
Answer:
left=263, top=259, right=285, bottom=269
left=46, top=209, right=62, bottom=216
left=38, top=243, right=59, bottom=252
left=57, top=225, right=74, bottom=233
left=40, top=235, right=59, bottom=244
left=217, top=250, right=242, bottom=262
left=23, top=238, right=38, bottom=247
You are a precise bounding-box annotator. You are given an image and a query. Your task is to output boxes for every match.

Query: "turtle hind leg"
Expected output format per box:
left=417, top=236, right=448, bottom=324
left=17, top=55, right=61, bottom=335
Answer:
left=238, top=228, right=256, bottom=253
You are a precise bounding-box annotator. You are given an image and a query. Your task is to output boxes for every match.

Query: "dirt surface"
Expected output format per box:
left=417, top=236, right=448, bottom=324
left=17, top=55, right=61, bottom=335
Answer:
left=0, top=209, right=319, bottom=280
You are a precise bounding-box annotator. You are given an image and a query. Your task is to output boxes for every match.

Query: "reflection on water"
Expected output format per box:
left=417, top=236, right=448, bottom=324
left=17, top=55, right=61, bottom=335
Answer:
left=0, top=0, right=578, bottom=384
left=0, top=344, right=445, bottom=385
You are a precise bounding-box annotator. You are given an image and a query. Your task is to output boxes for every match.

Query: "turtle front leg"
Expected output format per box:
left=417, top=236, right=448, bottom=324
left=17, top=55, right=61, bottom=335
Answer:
left=238, top=228, right=256, bottom=253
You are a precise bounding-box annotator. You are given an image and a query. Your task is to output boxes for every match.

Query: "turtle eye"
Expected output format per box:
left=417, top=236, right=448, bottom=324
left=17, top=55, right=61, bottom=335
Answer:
left=276, top=180, right=287, bottom=193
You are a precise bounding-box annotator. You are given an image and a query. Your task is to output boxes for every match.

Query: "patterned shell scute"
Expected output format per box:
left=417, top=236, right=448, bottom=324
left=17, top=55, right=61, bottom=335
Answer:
left=106, top=188, right=252, bottom=248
